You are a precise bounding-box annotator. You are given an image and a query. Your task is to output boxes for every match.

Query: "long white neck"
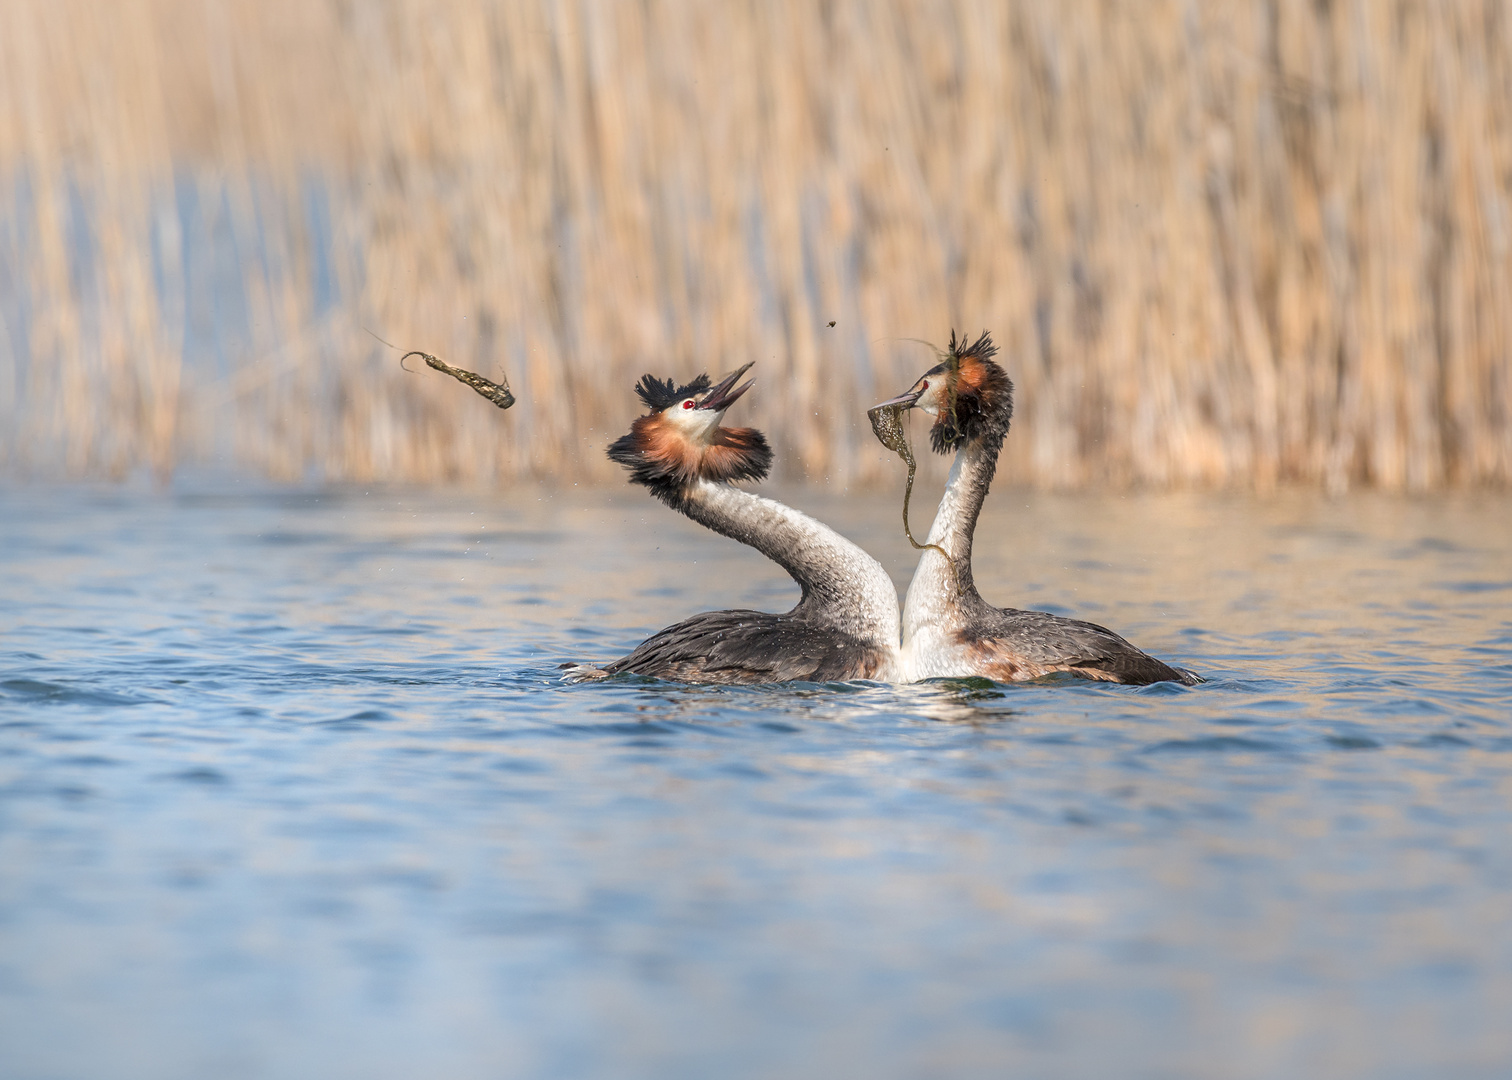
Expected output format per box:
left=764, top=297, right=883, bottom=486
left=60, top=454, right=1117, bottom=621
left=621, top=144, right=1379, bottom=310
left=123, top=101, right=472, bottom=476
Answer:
left=901, top=439, right=996, bottom=646
left=680, top=480, right=901, bottom=656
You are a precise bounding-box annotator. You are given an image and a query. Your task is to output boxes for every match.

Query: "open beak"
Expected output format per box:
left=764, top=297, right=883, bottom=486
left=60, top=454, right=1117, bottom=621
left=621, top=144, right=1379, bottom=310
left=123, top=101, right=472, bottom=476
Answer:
left=699, top=361, right=755, bottom=411
left=871, top=384, right=925, bottom=410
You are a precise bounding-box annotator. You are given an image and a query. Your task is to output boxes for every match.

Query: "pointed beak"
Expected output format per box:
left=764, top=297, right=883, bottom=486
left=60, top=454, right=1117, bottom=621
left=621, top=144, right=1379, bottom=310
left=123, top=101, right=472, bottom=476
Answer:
left=698, top=361, right=755, bottom=411
left=872, top=385, right=925, bottom=410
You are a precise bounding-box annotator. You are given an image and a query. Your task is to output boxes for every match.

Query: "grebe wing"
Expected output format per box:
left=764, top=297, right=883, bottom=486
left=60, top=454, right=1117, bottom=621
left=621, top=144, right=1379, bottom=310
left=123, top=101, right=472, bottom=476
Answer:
left=605, top=609, right=888, bottom=685
left=965, top=607, right=1199, bottom=686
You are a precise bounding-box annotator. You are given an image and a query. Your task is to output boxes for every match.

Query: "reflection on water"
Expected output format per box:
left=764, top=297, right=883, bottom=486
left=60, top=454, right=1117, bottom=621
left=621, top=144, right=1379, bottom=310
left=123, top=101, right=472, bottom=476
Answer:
left=1, top=480, right=1510, bottom=1080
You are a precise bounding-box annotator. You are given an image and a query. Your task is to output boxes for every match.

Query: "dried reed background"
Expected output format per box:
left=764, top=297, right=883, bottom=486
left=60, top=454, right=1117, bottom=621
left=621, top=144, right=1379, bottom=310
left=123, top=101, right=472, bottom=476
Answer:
left=1, top=0, right=1509, bottom=490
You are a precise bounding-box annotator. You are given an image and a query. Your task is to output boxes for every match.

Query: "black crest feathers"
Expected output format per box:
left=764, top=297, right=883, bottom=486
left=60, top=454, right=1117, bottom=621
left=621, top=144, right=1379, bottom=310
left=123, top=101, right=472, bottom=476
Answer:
left=930, top=329, right=1014, bottom=455
left=633, top=372, right=712, bottom=413
left=953, top=328, right=997, bottom=363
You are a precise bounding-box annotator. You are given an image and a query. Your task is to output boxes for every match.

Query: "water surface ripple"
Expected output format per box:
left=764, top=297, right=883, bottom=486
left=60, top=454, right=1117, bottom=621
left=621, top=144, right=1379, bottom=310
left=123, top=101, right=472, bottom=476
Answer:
left=2, top=483, right=1510, bottom=1080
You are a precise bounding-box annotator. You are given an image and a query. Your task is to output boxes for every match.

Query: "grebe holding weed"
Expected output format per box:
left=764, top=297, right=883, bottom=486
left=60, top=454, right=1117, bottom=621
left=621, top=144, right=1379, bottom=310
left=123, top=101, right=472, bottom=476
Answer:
left=876, top=332, right=1199, bottom=686
left=570, top=363, right=901, bottom=684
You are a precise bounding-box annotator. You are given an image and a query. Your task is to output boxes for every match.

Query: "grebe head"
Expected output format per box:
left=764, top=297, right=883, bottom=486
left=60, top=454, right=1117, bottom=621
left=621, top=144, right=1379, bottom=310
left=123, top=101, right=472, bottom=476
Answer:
left=608, top=362, right=773, bottom=501
left=873, top=330, right=1013, bottom=454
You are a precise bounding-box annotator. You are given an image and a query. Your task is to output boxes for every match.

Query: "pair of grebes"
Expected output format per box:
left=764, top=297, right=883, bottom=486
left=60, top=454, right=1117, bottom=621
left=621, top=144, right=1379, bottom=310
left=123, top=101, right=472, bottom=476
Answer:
left=565, top=331, right=1199, bottom=687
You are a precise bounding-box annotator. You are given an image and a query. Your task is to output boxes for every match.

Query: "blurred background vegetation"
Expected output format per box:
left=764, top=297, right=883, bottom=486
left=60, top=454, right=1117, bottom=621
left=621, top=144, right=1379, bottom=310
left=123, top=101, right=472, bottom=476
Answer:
left=1, top=0, right=1508, bottom=490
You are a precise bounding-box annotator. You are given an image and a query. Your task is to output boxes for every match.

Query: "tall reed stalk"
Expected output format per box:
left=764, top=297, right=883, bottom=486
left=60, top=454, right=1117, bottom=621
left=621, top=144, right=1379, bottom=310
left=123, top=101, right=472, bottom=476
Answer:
left=1, top=0, right=1508, bottom=490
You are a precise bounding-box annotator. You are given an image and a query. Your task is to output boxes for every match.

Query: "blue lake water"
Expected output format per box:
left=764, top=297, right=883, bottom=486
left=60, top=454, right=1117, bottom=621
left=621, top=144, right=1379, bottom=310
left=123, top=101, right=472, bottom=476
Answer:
left=1, top=480, right=1510, bottom=1079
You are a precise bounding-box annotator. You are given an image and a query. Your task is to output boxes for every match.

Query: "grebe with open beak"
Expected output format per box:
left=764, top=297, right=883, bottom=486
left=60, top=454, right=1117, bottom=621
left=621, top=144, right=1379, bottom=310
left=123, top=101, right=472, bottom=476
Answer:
left=574, top=363, right=901, bottom=684
left=877, top=332, right=1198, bottom=686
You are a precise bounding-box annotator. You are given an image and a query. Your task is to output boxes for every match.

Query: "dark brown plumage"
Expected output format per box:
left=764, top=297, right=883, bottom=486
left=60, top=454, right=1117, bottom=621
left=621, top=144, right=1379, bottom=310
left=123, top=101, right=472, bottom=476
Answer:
left=603, top=610, right=891, bottom=684
left=954, top=605, right=1196, bottom=685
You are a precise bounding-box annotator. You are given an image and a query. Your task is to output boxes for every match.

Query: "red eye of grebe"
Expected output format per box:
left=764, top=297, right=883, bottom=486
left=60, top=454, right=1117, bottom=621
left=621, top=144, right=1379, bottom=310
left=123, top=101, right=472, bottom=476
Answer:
left=682, top=400, right=695, bottom=410
left=920, top=381, right=929, bottom=390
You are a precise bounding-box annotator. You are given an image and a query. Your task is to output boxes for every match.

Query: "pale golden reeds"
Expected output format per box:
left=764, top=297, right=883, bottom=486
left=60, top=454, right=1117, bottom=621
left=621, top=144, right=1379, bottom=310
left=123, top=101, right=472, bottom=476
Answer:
left=1, top=0, right=1509, bottom=490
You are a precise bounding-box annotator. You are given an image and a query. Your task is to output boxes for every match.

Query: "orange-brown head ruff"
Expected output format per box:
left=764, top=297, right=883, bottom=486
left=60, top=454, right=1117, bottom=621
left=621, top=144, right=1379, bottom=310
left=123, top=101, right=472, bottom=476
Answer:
left=607, top=365, right=773, bottom=505
left=926, top=330, right=1013, bottom=454
left=873, top=331, right=1014, bottom=456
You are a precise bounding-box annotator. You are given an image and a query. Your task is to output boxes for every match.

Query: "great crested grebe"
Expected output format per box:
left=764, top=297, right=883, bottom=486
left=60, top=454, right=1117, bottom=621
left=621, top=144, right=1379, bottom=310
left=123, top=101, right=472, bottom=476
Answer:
left=578, top=363, right=901, bottom=684
left=877, top=331, right=1198, bottom=686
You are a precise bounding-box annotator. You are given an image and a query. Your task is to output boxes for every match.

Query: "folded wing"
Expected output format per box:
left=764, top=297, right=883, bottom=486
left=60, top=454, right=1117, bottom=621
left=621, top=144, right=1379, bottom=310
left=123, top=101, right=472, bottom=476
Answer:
left=606, top=609, right=890, bottom=684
